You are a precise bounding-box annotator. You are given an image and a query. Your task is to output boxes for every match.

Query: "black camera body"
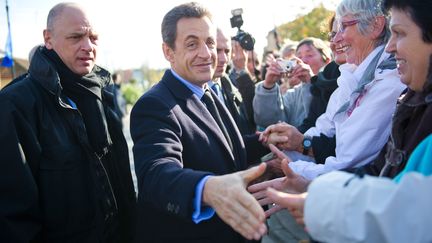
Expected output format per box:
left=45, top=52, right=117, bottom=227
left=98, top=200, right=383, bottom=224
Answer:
left=230, top=8, right=255, bottom=51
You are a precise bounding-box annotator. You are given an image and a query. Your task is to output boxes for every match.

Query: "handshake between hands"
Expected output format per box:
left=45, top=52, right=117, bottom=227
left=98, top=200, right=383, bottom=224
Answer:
left=253, top=123, right=311, bottom=226
left=202, top=123, right=311, bottom=240
left=248, top=144, right=310, bottom=226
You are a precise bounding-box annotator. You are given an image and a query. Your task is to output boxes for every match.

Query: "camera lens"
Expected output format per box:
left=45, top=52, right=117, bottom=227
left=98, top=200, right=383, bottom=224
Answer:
left=237, top=32, right=255, bottom=51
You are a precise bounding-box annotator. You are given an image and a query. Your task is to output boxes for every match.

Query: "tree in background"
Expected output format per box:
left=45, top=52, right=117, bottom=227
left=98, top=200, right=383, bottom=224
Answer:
left=121, top=78, right=144, bottom=106
left=277, top=4, right=334, bottom=41
left=141, top=64, right=165, bottom=90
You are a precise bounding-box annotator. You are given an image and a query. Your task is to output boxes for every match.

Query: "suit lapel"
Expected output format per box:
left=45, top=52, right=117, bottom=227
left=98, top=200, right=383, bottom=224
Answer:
left=212, top=90, right=246, bottom=169
left=162, top=71, right=236, bottom=163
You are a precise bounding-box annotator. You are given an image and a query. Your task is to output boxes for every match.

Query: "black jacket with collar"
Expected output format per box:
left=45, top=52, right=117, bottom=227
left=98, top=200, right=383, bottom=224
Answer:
left=219, top=74, right=256, bottom=135
left=0, top=47, right=136, bottom=242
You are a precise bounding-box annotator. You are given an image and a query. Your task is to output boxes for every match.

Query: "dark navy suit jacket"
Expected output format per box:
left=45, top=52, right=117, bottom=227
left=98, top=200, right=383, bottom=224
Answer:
left=130, top=70, right=268, bottom=242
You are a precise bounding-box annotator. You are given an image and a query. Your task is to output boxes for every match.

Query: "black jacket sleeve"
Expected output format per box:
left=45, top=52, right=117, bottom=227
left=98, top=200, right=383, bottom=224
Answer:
left=0, top=98, right=42, bottom=242
left=312, top=134, right=336, bottom=164
left=236, top=73, right=256, bottom=126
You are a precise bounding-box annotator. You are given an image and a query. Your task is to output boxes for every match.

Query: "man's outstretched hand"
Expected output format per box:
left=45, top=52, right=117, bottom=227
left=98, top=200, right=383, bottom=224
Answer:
left=203, top=163, right=268, bottom=240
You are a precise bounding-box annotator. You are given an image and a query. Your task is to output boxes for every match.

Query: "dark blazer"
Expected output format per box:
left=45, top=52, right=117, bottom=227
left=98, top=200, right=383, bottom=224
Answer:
left=130, top=70, right=268, bottom=243
left=220, top=74, right=256, bottom=135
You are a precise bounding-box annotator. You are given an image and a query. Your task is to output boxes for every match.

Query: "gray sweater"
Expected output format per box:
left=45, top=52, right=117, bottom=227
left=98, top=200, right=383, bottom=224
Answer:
left=253, top=81, right=312, bottom=129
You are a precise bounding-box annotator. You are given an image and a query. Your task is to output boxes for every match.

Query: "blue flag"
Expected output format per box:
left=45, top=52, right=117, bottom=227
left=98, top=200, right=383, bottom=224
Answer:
left=2, top=1, right=13, bottom=68
left=1, top=31, right=13, bottom=67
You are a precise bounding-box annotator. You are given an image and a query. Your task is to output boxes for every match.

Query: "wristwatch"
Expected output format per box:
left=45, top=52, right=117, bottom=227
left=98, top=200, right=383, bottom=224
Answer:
left=302, top=135, right=312, bottom=155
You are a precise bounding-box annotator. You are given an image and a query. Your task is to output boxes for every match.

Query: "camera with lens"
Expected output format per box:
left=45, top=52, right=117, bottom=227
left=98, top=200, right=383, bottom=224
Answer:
left=277, top=59, right=297, bottom=73
left=230, top=8, right=255, bottom=51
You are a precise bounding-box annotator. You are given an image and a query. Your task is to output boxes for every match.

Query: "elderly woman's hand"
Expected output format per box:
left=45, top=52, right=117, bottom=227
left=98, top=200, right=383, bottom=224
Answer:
left=289, top=57, right=314, bottom=84
left=262, top=58, right=284, bottom=89
left=260, top=122, right=304, bottom=151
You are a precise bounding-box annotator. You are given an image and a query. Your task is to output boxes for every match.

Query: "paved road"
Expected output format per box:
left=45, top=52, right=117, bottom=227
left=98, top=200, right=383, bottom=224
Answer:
left=123, top=113, right=138, bottom=194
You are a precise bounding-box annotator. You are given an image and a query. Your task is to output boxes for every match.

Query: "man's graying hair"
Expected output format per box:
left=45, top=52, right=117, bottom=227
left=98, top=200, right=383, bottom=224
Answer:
left=337, top=0, right=390, bottom=47
left=161, top=2, right=213, bottom=50
left=46, top=2, right=79, bottom=31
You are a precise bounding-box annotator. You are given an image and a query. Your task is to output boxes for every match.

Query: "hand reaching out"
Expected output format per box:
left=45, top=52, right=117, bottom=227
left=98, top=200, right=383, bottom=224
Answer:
left=262, top=144, right=289, bottom=178
left=266, top=188, right=307, bottom=226
left=263, top=58, right=283, bottom=89
left=248, top=146, right=310, bottom=217
left=231, top=40, right=247, bottom=72
left=203, top=163, right=268, bottom=240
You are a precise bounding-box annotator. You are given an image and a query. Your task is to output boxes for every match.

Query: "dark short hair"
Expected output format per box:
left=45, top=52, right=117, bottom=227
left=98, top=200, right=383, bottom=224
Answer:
left=112, top=73, right=118, bottom=81
left=384, top=0, right=432, bottom=43
left=161, top=2, right=212, bottom=50
left=296, top=37, right=332, bottom=63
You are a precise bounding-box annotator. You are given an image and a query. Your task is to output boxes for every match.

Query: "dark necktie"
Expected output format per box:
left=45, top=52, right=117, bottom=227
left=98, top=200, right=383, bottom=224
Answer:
left=211, top=82, right=220, bottom=96
left=202, top=89, right=233, bottom=151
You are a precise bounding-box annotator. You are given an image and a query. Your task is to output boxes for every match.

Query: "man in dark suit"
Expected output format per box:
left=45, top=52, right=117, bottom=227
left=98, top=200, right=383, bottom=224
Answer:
left=130, top=2, right=277, bottom=242
left=209, top=28, right=256, bottom=135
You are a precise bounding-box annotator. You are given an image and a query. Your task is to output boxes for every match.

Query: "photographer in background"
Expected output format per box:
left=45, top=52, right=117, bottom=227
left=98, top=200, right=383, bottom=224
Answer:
left=209, top=28, right=256, bottom=135
left=228, top=8, right=261, bottom=84
left=230, top=43, right=262, bottom=83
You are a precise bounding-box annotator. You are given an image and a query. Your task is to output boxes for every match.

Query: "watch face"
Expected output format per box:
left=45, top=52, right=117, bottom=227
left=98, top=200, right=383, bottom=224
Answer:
left=303, top=139, right=312, bottom=148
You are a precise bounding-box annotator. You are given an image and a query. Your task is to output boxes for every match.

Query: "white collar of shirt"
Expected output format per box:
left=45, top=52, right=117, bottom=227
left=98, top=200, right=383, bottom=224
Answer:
left=337, top=45, right=385, bottom=92
left=170, top=69, right=207, bottom=99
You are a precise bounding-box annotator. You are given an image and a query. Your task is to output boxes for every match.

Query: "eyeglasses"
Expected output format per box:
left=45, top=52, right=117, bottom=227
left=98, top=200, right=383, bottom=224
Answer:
left=327, top=31, right=337, bottom=41
left=338, top=19, right=360, bottom=33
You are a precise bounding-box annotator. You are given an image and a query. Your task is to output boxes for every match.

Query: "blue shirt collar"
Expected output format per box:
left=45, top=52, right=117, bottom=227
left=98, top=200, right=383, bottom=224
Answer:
left=170, top=69, right=206, bottom=99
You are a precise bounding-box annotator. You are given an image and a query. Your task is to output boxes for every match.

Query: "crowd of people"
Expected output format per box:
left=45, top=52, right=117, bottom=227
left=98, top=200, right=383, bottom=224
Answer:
left=0, top=0, right=431, bottom=242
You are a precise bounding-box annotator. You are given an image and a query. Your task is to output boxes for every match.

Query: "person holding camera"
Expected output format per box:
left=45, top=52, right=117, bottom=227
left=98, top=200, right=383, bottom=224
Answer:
left=252, top=37, right=331, bottom=242
left=208, top=28, right=256, bottom=135
left=248, top=1, right=432, bottom=241
left=228, top=8, right=262, bottom=84
left=230, top=42, right=262, bottom=83
left=253, top=37, right=331, bottom=131
left=256, top=0, right=407, bottom=192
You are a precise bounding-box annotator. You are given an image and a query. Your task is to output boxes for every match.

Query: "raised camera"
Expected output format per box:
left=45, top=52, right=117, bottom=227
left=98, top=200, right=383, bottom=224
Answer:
left=277, top=59, right=297, bottom=73
left=230, top=8, right=255, bottom=51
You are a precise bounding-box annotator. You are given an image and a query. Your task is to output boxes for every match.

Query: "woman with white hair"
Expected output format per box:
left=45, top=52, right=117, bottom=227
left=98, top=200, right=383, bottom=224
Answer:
left=259, top=0, right=406, bottom=180
left=249, top=0, right=432, bottom=242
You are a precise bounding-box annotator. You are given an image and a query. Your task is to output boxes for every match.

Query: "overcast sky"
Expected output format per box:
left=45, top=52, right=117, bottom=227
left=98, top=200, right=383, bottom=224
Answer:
left=0, top=0, right=340, bottom=71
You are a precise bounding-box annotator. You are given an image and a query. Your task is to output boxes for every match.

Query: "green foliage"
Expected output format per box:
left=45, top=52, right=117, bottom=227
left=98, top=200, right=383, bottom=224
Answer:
left=121, top=83, right=143, bottom=105
left=129, top=78, right=137, bottom=85
left=141, top=65, right=165, bottom=90
left=277, top=4, right=334, bottom=41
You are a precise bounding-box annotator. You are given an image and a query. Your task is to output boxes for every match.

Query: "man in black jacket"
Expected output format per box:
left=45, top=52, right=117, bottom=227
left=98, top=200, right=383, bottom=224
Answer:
left=0, top=3, right=136, bottom=242
left=209, top=28, right=256, bottom=135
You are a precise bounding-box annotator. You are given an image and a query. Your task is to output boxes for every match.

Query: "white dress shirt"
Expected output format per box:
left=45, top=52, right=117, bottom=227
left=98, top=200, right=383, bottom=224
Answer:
left=289, top=46, right=406, bottom=179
